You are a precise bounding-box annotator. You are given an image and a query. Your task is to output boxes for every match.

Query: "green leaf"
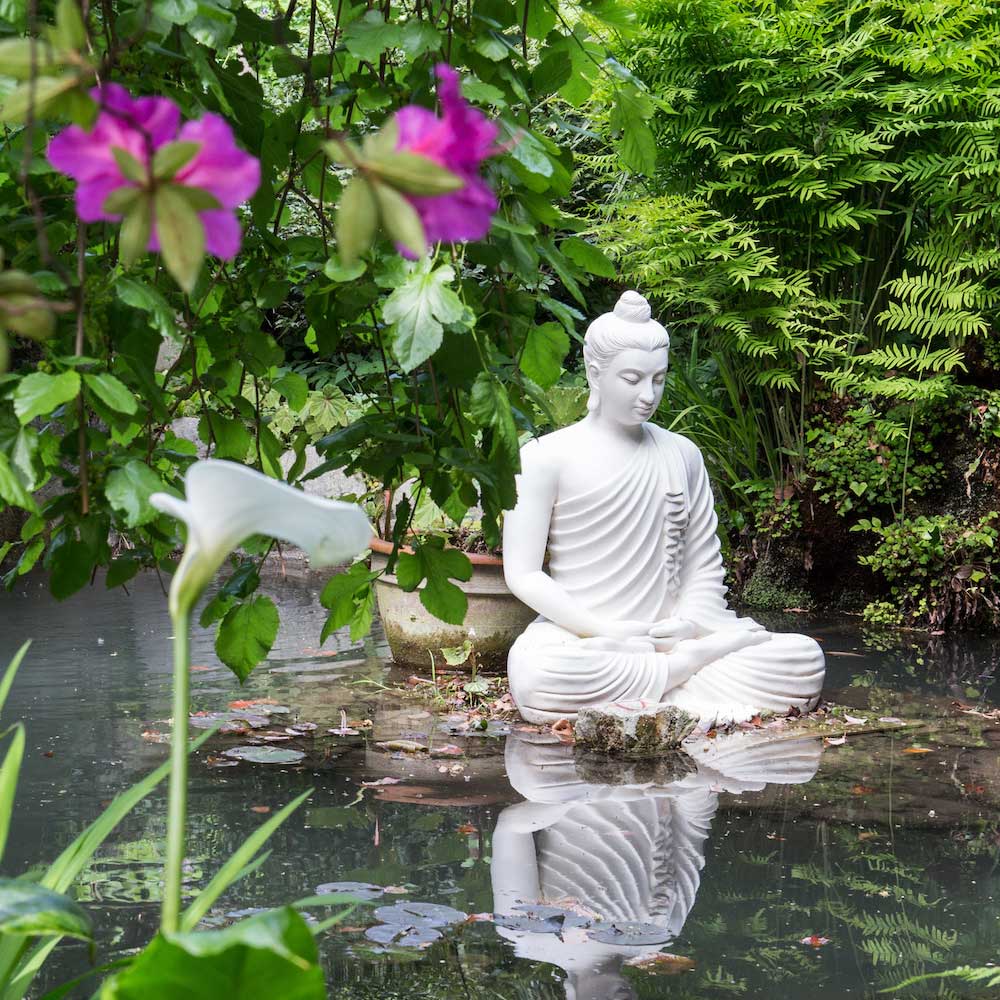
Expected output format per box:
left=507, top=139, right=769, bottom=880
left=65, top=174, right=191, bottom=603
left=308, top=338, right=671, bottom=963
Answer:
left=395, top=539, right=471, bottom=626
left=322, top=257, right=366, bottom=283
left=152, top=0, right=197, bottom=23
left=611, top=85, right=656, bottom=175
left=383, top=263, right=465, bottom=372
left=154, top=185, right=206, bottom=294
left=152, top=140, right=202, bottom=180
left=102, top=186, right=143, bottom=216
left=520, top=322, right=570, bottom=389
left=342, top=10, right=403, bottom=61
left=188, top=0, right=236, bottom=49
left=335, top=176, right=378, bottom=267
left=0, top=454, right=36, bottom=512
left=120, top=195, right=153, bottom=268
left=83, top=373, right=138, bottom=415
left=470, top=373, right=519, bottom=459
left=105, top=461, right=164, bottom=528
left=371, top=182, right=425, bottom=259
left=106, top=557, right=140, bottom=589
left=100, top=907, right=324, bottom=1000
left=13, top=370, right=80, bottom=425
left=0, top=73, right=81, bottom=124
left=271, top=373, right=308, bottom=412
left=0, top=39, right=60, bottom=80
left=532, top=47, right=572, bottom=95
left=0, top=879, right=91, bottom=941
left=49, top=538, right=93, bottom=600
left=111, top=147, right=147, bottom=185
left=474, top=31, right=507, bottom=61
left=115, top=278, right=177, bottom=338
left=399, top=19, right=441, bottom=57
left=53, top=0, right=86, bottom=50
left=216, top=596, right=279, bottom=682
left=560, top=236, right=615, bottom=278
left=198, top=412, right=251, bottom=461
left=366, top=153, right=463, bottom=196
left=0, top=725, right=24, bottom=862
left=173, top=186, right=222, bottom=212
left=319, top=563, right=372, bottom=641
left=509, top=130, right=553, bottom=178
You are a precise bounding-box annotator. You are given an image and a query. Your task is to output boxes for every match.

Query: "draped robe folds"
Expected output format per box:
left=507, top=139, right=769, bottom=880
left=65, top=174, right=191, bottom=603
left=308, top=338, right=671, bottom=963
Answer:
left=507, top=425, right=825, bottom=725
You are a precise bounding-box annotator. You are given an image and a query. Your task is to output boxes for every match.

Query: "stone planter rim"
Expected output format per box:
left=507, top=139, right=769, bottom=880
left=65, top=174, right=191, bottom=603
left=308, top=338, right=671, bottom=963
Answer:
left=369, top=534, right=503, bottom=568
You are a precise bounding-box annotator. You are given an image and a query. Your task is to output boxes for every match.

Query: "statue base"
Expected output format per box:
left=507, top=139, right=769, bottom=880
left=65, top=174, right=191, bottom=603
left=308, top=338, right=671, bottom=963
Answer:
left=575, top=700, right=699, bottom=758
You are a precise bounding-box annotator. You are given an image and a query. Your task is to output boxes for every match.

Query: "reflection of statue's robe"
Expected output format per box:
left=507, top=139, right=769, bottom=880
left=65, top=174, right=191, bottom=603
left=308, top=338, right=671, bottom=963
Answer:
left=492, top=733, right=822, bottom=1000
left=507, top=425, right=825, bottom=725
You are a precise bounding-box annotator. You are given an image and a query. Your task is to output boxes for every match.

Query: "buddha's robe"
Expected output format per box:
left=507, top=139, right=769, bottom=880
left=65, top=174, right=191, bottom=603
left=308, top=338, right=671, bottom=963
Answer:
left=507, top=425, right=824, bottom=725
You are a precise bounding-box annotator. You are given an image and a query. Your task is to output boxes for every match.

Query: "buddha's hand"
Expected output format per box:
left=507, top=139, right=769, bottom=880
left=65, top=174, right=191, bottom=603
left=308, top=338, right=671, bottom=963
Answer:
left=647, top=617, right=698, bottom=652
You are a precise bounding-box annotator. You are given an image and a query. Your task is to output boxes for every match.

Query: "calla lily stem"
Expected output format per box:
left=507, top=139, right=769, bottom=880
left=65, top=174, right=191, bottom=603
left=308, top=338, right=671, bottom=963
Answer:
left=162, top=607, right=190, bottom=933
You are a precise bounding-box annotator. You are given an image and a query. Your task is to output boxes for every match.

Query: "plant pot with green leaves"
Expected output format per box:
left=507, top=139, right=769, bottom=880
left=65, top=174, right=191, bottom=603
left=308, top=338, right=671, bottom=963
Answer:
left=368, top=492, right=536, bottom=672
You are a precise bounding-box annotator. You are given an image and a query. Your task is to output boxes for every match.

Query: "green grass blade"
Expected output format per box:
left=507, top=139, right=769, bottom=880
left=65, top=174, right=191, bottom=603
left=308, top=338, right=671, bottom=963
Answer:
left=0, top=724, right=25, bottom=865
left=0, top=642, right=30, bottom=721
left=42, top=729, right=214, bottom=894
left=179, top=788, right=312, bottom=931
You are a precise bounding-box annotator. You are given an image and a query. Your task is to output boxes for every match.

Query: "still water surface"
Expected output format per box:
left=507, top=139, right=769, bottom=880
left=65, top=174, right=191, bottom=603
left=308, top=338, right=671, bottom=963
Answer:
left=2, top=571, right=999, bottom=999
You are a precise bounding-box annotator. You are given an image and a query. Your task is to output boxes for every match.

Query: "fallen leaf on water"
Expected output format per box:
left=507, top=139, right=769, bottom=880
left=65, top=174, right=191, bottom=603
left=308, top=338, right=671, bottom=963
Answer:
left=42, top=750, right=54, bottom=758
left=376, top=740, right=428, bottom=753
left=250, top=805, right=271, bottom=814
left=190, top=665, right=212, bottom=672
left=430, top=744, right=464, bottom=757
left=749, top=715, right=763, bottom=727
left=828, top=651, right=864, bottom=658
left=382, top=885, right=409, bottom=895
left=457, top=823, right=478, bottom=835
left=800, top=935, right=830, bottom=947
left=858, top=831, right=878, bottom=841
left=466, top=912, right=493, bottom=922
left=903, top=747, right=932, bottom=754
left=851, top=785, right=876, bottom=795
left=844, top=715, right=868, bottom=725
left=229, top=698, right=280, bottom=710
left=206, top=755, right=239, bottom=768
left=361, top=777, right=402, bottom=787
left=551, top=718, right=574, bottom=742
left=824, top=735, right=847, bottom=746
left=623, top=953, right=697, bottom=974
left=964, top=783, right=986, bottom=795
left=141, top=730, right=169, bottom=743
left=765, top=833, right=785, bottom=841
left=878, top=717, right=903, bottom=724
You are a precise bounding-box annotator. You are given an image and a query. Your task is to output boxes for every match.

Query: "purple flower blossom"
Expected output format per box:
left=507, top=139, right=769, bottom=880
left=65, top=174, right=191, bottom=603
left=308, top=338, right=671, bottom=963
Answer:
left=47, top=84, right=260, bottom=260
left=392, top=64, right=498, bottom=256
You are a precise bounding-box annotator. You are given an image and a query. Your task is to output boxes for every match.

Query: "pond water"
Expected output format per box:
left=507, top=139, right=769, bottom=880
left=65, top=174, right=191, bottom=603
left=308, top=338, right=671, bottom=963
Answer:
left=3, top=569, right=1000, bottom=999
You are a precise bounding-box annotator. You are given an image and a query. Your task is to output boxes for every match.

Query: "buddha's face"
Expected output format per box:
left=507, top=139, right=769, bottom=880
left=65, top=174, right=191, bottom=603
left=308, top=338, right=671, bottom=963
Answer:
left=591, top=347, right=669, bottom=426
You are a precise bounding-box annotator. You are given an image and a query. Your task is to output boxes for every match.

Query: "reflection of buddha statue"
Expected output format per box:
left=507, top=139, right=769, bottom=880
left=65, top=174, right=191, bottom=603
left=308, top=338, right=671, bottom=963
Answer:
left=491, top=732, right=822, bottom=1000
left=503, top=290, right=825, bottom=726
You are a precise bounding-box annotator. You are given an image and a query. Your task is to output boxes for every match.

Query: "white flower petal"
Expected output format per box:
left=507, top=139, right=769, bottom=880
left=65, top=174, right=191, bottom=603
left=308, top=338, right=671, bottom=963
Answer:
left=151, top=459, right=372, bottom=617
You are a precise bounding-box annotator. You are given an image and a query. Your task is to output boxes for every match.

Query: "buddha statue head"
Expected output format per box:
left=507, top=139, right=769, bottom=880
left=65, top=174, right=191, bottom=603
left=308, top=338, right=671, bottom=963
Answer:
left=583, top=290, right=669, bottom=425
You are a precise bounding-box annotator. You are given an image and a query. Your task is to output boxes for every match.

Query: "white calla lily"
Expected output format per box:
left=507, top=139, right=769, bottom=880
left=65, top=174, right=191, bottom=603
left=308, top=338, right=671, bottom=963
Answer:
left=151, top=459, right=372, bottom=618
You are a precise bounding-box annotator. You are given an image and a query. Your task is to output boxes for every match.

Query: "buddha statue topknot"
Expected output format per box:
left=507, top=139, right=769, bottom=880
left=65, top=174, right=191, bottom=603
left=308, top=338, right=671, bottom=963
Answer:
left=502, top=290, right=825, bottom=727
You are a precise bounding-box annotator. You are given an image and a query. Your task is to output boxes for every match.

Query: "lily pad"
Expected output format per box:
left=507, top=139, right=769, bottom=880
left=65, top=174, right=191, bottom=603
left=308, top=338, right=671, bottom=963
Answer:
left=188, top=711, right=271, bottom=730
left=373, top=901, right=467, bottom=927
left=496, top=905, right=591, bottom=934
left=316, top=881, right=384, bottom=901
left=364, top=920, right=441, bottom=947
left=222, top=746, right=306, bottom=764
left=588, top=921, right=673, bottom=946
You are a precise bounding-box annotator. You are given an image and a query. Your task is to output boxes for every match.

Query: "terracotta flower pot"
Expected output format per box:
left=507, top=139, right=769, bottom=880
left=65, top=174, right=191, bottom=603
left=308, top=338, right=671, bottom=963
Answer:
left=368, top=537, right=537, bottom=672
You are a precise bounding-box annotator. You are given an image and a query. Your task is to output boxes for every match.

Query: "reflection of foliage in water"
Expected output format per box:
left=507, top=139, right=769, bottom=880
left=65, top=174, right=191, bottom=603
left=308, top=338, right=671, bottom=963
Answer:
left=76, top=838, right=205, bottom=904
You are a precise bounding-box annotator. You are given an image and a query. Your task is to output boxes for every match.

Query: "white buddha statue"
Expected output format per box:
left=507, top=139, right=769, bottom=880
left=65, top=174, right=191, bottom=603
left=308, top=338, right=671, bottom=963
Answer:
left=502, top=290, right=825, bottom=727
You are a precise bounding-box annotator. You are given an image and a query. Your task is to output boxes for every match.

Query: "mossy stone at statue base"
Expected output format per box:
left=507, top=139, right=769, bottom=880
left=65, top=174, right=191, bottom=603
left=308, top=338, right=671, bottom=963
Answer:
left=741, top=545, right=813, bottom=611
left=575, top=700, right=699, bottom=758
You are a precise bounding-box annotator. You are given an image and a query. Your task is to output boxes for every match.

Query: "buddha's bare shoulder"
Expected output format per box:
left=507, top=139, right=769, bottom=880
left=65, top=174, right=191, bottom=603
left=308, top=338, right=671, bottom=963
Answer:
left=517, top=425, right=590, bottom=482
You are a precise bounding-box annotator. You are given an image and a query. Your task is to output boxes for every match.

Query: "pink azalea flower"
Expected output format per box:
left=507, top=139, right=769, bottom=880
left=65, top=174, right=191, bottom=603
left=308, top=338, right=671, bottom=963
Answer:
left=47, top=84, right=260, bottom=260
left=392, top=64, right=498, bottom=257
